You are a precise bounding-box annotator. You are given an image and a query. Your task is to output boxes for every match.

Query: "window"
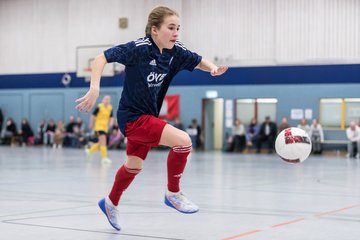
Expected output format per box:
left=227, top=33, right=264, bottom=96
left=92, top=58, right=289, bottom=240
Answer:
left=320, top=98, right=342, bottom=128
left=257, top=98, right=277, bottom=123
left=235, top=98, right=277, bottom=124
left=345, top=98, right=360, bottom=126
left=320, top=98, right=360, bottom=129
left=235, top=99, right=255, bottom=124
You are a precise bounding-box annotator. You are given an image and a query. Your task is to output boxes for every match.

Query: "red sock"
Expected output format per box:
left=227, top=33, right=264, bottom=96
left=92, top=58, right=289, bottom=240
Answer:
left=108, top=165, right=141, bottom=206
left=167, top=145, right=192, bottom=193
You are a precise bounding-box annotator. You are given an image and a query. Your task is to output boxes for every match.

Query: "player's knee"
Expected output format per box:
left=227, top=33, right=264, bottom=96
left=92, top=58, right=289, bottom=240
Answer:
left=176, top=131, right=192, bottom=147
left=125, top=156, right=143, bottom=169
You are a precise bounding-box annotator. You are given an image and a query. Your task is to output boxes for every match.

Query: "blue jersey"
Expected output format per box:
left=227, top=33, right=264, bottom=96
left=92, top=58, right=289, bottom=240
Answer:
left=104, top=36, right=202, bottom=135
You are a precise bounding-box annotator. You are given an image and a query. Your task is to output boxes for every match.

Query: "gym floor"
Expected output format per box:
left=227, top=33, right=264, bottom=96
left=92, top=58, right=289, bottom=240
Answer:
left=1, top=146, right=359, bottom=240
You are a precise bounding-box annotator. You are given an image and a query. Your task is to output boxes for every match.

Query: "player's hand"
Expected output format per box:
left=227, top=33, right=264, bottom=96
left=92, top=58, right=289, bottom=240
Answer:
left=75, top=87, right=99, bottom=112
left=211, top=66, right=228, bottom=76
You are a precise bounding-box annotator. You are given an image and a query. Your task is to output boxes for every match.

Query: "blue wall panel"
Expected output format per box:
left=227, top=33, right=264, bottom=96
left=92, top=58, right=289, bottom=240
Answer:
left=0, top=93, right=23, bottom=127
left=29, top=93, right=65, bottom=128
left=0, top=64, right=359, bottom=142
left=0, top=84, right=357, bottom=141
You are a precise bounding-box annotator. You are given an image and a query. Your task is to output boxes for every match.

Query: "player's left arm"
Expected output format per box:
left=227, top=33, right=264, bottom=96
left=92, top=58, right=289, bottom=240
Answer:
left=109, top=110, right=114, bottom=129
left=196, top=58, right=228, bottom=76
left=109, top=117, right=114, bottom=129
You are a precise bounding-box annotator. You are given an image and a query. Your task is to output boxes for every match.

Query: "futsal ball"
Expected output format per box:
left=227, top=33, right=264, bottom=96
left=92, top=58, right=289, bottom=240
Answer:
left=275, top=127, right=312, bottom=163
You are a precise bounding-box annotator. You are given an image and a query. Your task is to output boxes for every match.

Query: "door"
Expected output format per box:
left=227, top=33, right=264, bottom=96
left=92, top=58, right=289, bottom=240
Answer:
left=202, top=98, right=224, bottom=150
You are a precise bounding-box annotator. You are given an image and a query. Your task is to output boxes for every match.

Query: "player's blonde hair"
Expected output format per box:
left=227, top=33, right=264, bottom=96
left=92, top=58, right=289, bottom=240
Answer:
left=145, top=6, right=179, bottom=36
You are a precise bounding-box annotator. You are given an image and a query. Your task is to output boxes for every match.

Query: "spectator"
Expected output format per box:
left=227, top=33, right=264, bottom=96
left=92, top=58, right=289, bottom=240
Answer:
left=346, top=121, right=360, bottom=158
left=76, top=116, right=86, bottom=135
left=64, top=115, right=78, bottom=147
left=173, top=117, right=184, bottom=131
left=186, top=119, right=201, bottom=150
left=297, top=118, right=311, bottom=135
left=278, top=117, right=291, bottom=133
left=19, top=118, right=34, bottom=146
left=227, top=118, right=246, bottom=152
left=34, top=119, right=46, bottom=145
left=53, top=120, right=65, bottom=148
left=44, top=119, right=56, bottom=146
left=309, top=119, right=324, bottom=154
left=256, top=116, right=277, bottom=154
left=73, top=125, right=86, bottom=148
left=108, top=127, right=123, bottom=149
left=246, top=117, right=259, bottom=147
left=1, top=117, right=18, bottom=145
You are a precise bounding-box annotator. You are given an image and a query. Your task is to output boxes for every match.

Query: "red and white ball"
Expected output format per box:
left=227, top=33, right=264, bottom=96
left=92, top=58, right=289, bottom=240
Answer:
left=275, top=127, right=312, bottom=163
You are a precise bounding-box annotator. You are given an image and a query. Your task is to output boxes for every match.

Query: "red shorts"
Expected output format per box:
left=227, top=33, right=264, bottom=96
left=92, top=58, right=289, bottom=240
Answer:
left=125, top=115, right=167, bottom=160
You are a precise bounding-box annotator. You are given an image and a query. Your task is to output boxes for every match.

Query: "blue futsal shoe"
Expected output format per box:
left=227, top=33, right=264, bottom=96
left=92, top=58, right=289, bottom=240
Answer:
left=164, top=191, right=199, bottom=214
left=98, top=198, right=121, bottom=231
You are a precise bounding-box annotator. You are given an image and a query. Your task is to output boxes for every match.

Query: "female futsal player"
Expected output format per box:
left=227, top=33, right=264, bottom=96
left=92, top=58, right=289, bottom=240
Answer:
left=76, top=6, right=228, bottom=231
left=85, top=95, right=114, bottom=164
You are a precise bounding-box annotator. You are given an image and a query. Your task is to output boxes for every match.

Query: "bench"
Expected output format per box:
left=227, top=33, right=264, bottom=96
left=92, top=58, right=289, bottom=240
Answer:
left=322, top=140, right=348, bottom=145
left=322, top=140, right=348, bottom=154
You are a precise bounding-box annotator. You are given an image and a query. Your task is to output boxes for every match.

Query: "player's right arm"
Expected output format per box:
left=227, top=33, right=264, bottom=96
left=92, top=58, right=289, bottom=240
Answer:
left=75, top=53, right=107, bottom=113
left=75, top=41, right=136, bottom=113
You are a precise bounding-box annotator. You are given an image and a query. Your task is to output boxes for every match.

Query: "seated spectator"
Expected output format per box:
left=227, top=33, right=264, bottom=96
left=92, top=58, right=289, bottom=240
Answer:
left=246, top=117, right=259, bottom=147
left=227, top=118, right=246, bottom=152
left=76, top=116, right=86, bottom=135
left=186, top=118, right=201, bottom=150
left=53, top=120, right=65, bottom=148
left=73, top=125, right=86, bottom=148
left=256, top=116, right=277, bottom=154
left=64, top=115, right=78, bottom=147
left=34, top=119, right=46, bottom=145
left=297, top=118, right=311, bottom=135
left=44, top=119, right=56, bottom=146
left=173, top=117, right=184, bottom=131
left=19, top=118, right=34, bottom=146
left=108, top=127, right=123, bottom=149
left=1, top=117, right=18, bottom=145
left=278, top=117, right=291, bottom=133
left=346, top=121, right=360, bottom=158
left=76, top=116, right=88, bottom=147
left=309, top=119, right=324, bottom=154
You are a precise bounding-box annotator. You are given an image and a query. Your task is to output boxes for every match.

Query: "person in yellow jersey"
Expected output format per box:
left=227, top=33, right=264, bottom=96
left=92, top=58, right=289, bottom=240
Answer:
left=86, top=95, right=114, bottom=164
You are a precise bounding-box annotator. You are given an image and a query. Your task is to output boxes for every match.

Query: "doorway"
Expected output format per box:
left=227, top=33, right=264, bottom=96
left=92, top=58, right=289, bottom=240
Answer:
left=202, top=98, right=224, bottom=150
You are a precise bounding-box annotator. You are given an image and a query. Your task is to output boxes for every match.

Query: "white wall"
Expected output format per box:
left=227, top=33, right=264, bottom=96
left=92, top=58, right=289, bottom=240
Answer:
left=275, top=0, right=360, bottom=64
left=1, top=0, right=360, bottom=74
left=0, top=0, right=181, bottom=74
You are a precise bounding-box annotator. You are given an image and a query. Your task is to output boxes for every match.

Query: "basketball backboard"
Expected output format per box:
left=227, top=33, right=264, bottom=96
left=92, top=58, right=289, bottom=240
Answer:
left=76, top=45, right=115, bottom=79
